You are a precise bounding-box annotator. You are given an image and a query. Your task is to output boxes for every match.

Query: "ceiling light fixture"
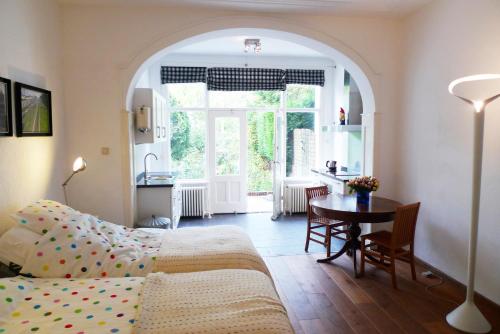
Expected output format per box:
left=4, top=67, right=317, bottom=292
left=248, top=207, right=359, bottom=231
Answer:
left=244, top=39, right=262, bottom=54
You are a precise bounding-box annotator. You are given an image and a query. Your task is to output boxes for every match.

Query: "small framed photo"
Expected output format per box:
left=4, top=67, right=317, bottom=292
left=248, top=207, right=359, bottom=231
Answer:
left=15, top=82, right=53, bottom=137
left=0, top=77, right=13, bottom=137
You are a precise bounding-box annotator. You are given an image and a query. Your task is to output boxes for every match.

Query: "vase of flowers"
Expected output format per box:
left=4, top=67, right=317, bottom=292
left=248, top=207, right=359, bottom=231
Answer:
left=347, top=176, right=379, bottom=204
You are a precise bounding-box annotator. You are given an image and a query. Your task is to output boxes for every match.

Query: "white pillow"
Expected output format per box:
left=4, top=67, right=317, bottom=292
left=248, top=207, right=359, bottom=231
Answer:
left=10, top=199, right=78, bottom=235
left=0, top=227, right=40, bottom=266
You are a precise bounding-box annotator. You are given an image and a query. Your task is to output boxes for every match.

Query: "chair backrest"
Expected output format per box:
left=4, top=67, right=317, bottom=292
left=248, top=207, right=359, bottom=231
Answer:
left=391, top=202, right=421, bottom=248
left=305, top=186, right=328, bottom=220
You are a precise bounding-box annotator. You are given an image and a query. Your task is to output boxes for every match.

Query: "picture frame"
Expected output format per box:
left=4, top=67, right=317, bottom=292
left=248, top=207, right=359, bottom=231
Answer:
left=15, top=82, right=53, bottom=137
left=0, top=77, right=13, bottom=137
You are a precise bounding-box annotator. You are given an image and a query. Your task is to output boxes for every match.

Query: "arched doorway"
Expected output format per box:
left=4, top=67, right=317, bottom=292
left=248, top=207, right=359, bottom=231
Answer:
left=120, top=22, right=377, bottom=226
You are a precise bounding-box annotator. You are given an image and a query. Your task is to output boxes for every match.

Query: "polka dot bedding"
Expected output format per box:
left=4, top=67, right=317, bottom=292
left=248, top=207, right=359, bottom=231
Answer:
left=11, top=200, right=78, bottom=236
left=20, top=213, right=164, bottom=279
left=0, top=276, right=142, bottom=334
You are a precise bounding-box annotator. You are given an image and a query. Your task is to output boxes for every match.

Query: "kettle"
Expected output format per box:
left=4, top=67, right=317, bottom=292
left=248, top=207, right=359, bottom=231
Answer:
left=326, top=160, right=337, bottom=173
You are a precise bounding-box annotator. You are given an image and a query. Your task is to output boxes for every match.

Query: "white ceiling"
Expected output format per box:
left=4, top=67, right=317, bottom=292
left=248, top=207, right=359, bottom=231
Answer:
left=171, top=36, right=325, bottom=57
left=58, top=0, right=433, bottom=17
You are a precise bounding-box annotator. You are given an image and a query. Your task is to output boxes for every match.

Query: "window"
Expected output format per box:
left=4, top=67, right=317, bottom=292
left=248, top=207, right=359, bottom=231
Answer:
left=215, top=117, right=241, bottom=176
left=247, top=112, right=274, bottom=192
left=286, top=84, right=319, bottom=109
left=167, top=83, right=205, bottom=108
left=166, top=80, right=321, bottom=181
left=286, top=112, right=316, bottom=178
left=169, top=110, right=206, bottom=179
left=209, top=90, right=280, bottom=109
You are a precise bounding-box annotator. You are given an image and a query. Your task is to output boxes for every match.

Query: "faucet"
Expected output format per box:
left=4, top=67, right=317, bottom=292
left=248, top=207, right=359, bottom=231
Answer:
left=144, top=153, right=158, bottom=180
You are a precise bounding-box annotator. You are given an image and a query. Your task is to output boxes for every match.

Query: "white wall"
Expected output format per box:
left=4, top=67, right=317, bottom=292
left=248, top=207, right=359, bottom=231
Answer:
left=61, top=4, right=403, bottom=225
left=399, top=0, right=500, bottom=304
left=0, top=0, right=66, bottom=232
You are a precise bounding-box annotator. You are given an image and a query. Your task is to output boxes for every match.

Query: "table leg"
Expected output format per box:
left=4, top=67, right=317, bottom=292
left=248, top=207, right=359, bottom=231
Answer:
left=349, top=222, right=362, bottom=277
left=316, top=222, right=363, bottom=278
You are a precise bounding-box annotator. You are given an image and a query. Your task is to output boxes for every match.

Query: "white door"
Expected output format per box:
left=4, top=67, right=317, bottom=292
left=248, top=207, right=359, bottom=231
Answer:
left=271, top=110, right=284, bottom=220
left=209, top=110, right=248, bottom=213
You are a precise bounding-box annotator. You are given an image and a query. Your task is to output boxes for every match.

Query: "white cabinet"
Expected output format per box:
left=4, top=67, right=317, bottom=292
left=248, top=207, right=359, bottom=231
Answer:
left=137, top=184, right=181, bottom=229
left=134, top=88, right=168, bottom=144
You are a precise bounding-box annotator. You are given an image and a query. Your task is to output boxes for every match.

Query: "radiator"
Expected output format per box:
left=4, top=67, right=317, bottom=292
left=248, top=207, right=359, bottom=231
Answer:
left=285, top=183, right=315, bottom=215
left=181, top=186, right=208, bottom=217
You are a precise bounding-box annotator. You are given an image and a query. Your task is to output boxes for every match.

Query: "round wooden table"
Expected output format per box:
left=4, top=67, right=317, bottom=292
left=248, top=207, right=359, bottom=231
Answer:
left=310, top=194, right=401, bottom=277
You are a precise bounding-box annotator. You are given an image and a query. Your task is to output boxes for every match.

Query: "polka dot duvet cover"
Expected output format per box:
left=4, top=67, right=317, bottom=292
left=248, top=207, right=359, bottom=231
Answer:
left=0, top=276, right=142, bottom=334
left=20, top=213, right=164, bottom=279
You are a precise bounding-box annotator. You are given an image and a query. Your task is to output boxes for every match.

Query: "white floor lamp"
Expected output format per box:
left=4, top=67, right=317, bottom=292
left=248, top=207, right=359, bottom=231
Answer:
left=446, top=74, right=500, bottom=334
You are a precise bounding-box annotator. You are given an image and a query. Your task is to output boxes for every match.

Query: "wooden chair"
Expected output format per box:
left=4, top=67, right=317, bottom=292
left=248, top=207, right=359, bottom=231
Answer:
left=305, top=186, right=348, bottom=257
left=360, top=202, right=421, bottom=289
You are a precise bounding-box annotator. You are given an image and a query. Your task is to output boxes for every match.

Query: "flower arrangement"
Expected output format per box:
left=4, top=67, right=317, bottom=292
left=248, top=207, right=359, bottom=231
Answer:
left=347, top=176, right=379, bottom=194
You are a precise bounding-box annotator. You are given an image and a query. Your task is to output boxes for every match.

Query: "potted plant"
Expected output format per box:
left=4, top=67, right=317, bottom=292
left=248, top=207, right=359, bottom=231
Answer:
left=347, top=176, right=379, bottom=204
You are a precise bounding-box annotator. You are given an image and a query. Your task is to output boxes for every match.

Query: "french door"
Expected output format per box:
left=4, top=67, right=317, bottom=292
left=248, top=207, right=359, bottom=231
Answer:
left=208, top=110, right=248, bottom=213
left=272, top=111, right=284, bottom=220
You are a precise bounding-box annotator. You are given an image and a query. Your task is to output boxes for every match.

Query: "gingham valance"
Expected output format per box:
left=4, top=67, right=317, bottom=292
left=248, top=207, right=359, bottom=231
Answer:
left=285, top=69, right=325, bottom=86
left=161, top=66, right=325, bottom=90
left=207, top=67, right=286, bottom=91
left=161, top=66, right=207, bottom=84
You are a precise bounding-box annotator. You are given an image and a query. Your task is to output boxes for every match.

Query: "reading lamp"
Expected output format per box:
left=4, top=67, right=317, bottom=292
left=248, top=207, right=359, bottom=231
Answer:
left=62, top=156, right=87, bottom=205
left=446, top=74, right=500, bottom=333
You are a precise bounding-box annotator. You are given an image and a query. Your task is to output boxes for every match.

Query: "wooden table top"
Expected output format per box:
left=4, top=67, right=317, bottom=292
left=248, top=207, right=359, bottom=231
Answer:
left=310, top=194, right=402, bottom=223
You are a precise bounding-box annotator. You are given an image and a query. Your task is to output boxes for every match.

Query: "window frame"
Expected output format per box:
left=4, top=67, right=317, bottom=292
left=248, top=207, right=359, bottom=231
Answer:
left=165, top=83, right=321, bottom=181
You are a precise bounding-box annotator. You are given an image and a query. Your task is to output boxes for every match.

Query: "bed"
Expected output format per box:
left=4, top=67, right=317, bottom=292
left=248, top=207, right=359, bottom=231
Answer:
left=1, top=200, right=270, bottom=279
left=0, top=269, right=294, bottom=334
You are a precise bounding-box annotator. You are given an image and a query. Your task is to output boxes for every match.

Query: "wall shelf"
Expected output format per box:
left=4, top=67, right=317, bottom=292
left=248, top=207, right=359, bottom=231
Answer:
left=332, top=125, right=362, bottom=132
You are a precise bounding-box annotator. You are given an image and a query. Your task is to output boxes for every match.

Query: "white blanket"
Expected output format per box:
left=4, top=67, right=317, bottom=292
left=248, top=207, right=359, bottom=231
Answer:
left=153, top=225, right=271, bottom=276
left=135, top=270, right=294, bottom=334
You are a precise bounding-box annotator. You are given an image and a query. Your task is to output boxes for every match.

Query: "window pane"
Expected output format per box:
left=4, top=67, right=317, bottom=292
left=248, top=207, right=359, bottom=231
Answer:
left=247, top=112, right=274, bottom=192
left=209, top=91, right=280, bottom=108
left=215, top=117, right=240, bottom=176
left=286, top=112, right=315, bottom=177
left=170, top=111, right=206, bottom=179
left=167, top=83, right=205, bottom=108
left=286, top=84, right=317, bottom=108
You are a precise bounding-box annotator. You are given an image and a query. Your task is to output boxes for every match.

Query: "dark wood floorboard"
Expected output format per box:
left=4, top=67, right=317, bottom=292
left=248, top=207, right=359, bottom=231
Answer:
left=265, top=254, right=500, bottom=334
left=181, top=213, right=499, bottom=333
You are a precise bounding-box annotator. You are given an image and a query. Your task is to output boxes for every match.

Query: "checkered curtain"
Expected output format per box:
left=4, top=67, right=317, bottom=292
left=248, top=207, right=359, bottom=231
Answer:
left=160, top=66, right=207, bottom=84
left=285, top=69, right=325, bottom=86
left=207, top=67, right=286, bottom=91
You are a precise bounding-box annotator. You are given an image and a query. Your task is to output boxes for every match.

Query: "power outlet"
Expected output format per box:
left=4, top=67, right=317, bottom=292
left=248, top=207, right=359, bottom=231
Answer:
left=421, top=270, right=434, bottom=278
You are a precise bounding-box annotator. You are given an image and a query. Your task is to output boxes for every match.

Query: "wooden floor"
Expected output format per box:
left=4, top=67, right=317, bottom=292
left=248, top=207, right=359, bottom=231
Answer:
left=264, top=253, right=500, bottom=334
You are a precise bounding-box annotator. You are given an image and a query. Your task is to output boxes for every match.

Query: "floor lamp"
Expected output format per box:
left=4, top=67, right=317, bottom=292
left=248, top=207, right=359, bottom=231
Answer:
left=446, top=74, right=500, bottom=333
left=62, top=156, right=87, bottom=205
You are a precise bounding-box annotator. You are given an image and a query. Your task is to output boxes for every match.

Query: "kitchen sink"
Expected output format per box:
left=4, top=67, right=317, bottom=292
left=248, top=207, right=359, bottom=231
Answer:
left=145, top=175, right=173, bottom=181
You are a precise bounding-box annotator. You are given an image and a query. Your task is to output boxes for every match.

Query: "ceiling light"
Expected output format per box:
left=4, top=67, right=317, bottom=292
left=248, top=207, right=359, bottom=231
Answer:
left=244, top=39, right=262, bottom=54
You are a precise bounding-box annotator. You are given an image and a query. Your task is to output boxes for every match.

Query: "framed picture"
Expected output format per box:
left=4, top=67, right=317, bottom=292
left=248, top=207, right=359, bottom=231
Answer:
left=15, top=82, right=53, bottom=136
left=0, top=77, right=13, bottom=137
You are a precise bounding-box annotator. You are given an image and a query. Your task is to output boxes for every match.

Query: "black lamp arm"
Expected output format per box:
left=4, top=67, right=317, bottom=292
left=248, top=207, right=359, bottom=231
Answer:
left=62, top=171, right=77, bottom=187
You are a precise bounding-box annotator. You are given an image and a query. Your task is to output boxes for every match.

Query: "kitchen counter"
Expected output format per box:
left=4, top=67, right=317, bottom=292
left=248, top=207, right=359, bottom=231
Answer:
left=311, top=168, right=360, bottom=183
left=136, top=172, right=177, bottom=188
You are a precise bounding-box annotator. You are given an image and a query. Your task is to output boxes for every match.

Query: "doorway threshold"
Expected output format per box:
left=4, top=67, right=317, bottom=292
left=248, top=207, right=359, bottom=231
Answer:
left=247, top=193, right=273, bottom=213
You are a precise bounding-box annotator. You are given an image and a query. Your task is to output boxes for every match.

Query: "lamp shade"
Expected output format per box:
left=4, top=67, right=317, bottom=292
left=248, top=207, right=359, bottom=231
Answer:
left=448, top=74, right=500, bottom=109
left=72, top=157, right=87, bottom=173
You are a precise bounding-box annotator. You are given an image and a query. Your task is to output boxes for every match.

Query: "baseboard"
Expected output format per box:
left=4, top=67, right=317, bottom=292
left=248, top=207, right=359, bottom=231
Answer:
left=414, top=256, right=499, bottom=308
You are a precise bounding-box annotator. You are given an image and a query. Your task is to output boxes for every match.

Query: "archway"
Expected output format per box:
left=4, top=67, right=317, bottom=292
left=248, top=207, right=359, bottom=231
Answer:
left=120, top=20, right=378, bottom=225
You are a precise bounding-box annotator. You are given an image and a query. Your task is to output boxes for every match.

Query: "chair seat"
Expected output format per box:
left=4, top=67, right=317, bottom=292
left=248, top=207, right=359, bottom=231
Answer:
left=362, top=230, right=393, bottom=247
left=311, top=217, right=345, bottom=227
